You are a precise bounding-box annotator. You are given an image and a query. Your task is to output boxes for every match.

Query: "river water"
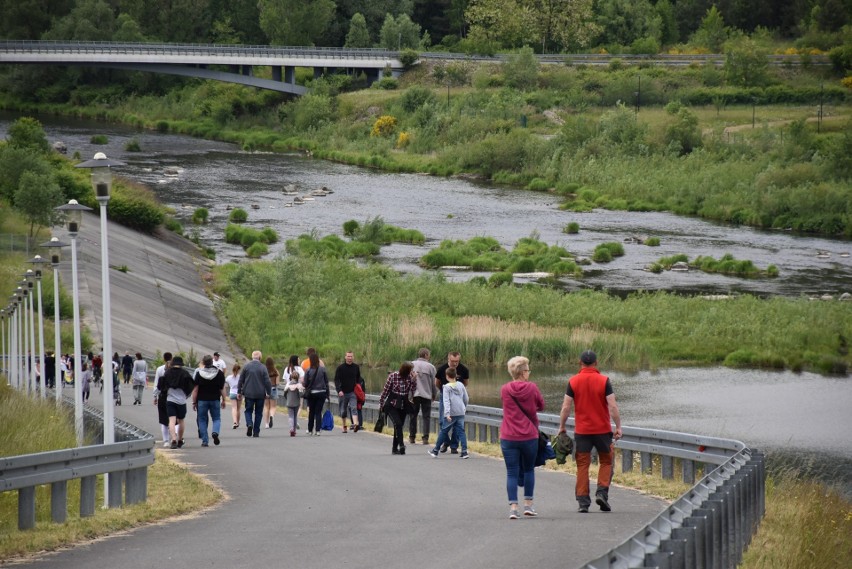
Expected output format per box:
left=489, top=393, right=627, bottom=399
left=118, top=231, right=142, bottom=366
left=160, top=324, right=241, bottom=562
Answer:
left=3, top=114, right=851, bottom=492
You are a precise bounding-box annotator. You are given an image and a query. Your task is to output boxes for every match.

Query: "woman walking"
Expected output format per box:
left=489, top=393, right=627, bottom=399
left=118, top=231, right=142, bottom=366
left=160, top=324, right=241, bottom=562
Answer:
left=263, top=356, right=280, bottom=428
left=303, top=353, right=329, bottom=435
left=132, top=352, right=148, bottom=405
left=379, top=362, right=416, bottom=455
left=501, top=356, right=545, bottom=519
left=226, top=363, right=242, bottom=429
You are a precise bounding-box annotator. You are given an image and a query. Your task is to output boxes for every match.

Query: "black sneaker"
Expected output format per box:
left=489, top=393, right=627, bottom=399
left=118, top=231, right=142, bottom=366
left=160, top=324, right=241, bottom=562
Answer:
left=268, top=417, right=273, bottom=428
left=450, top=448, right=459, bottom=454
left=578, top=505, right=589, bottom=513
left=212, top=432, right=220, bottom=446
left=247, top=425, right=253, bottom=437
left=595, top=495, right=611, bottom=512
left=170, top=440, right=177, bottom=449
left=460, top=451, right=469, bottom=459
left=177, top=439, right=185, bottom=448
left=440, top=443, right=449, bottom=453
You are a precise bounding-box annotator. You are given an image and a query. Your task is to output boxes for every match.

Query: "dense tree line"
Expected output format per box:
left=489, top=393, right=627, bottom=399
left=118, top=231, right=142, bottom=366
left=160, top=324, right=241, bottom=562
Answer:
left=0, top=0, right=848, bottom=49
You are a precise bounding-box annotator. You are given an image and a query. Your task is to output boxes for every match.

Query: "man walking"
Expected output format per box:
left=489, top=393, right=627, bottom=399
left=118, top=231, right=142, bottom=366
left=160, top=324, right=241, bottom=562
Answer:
left=193, top=354, right=228, bottom=447
left=435, top=351, right=470, bottom=453
left=410, top=347, right=437, bottom=445
left=212, top=351, right=227, bottom=373
left=557, top=350, right=622, bottom=513
left=334, top=351, right=363, bottom=433
left=121, top=351, right=134, bottom=384
left=238, top=350, right=272, bottom=438
left=157, top=355, right=195, bottom=449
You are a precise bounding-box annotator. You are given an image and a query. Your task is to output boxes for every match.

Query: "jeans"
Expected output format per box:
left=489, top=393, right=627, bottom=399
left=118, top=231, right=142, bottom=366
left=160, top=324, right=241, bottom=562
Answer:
left=438, top=398, right=459, bottom=449
left=244, top=398, right=264, bottom=436
left=409, top=396, right=432, bottom=442
left=133, top=384, right=144, bottom=403
left=197, top=399, right=221, bottom=444
left=306, top=392, right=326, bottom=433
left=433, top=416, right=467, bottom=452
left=501, top=438, right=538, bottom=504
left=385, top=406, right=406, bottom=451
left=287, top=407, right=299, bottom=432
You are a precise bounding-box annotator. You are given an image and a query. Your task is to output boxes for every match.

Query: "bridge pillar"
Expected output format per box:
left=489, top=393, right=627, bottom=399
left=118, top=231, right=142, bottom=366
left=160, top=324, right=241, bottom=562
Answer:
left=229, top=65, right=239, bottom=74
left=313, top=67, right=323, bottom=79
left=363, top=68, right=380, bottom=86
left=241, top=65, right=252, bottom=77
left=284, top=66, right=295, bottom=84
left=272, top=66, right=281, bottom=82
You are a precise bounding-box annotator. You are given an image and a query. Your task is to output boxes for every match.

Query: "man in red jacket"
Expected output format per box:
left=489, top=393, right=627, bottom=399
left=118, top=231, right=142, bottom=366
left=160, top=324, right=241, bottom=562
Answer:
left=558, top=350, right=622, bottom=513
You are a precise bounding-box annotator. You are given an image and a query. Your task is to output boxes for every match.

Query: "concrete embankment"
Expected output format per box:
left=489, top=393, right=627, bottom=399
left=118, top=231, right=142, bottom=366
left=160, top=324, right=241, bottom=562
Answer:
left=56, top=211, right=239, bottom=365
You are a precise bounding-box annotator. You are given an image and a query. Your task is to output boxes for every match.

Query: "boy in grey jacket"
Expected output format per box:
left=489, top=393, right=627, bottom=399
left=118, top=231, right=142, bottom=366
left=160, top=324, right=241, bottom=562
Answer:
left=428, top=368, right=470, bottom=459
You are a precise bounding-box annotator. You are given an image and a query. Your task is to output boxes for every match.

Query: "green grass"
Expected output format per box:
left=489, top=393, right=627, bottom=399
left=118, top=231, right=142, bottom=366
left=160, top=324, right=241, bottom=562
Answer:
left=213, top=257, right=851, bottom=374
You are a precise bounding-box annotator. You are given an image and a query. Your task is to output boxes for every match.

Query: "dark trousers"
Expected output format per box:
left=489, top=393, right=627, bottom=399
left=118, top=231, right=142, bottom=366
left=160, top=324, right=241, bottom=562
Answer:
left=574, top=433, right=614, bottom=507
left=386, top=406, right=406, bottom=451
left=408, top=396, right=432, bottom=442
left=306, top=393, right=326, bottom=433
left=244, top=397, right=264, bottom=436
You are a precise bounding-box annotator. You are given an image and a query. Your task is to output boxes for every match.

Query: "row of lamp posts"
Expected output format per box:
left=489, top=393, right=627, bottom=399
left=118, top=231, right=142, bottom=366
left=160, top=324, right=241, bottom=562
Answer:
left=2, top=152, right=123, bottom=508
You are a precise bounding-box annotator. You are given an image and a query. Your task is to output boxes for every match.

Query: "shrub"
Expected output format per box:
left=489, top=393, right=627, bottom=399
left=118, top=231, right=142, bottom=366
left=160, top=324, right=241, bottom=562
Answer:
left=124, top=138, right=141, bottom=152
left=488, top=272, right=513, bottom=287
left=229, top=208, right=248, bottom=223
left=526, top=178, right=550, bottom=191
left=90, top=135, right=108, bottom=145
left=246, top=242, right=269, bottom=258
left=164, top=217, right=183, bottom=235
left=399, top=49, right=420, bottom=69
left=343, top=220, right=360, bottom=236
left=371, top=115, right=398, bottom=137
left=374, top=78, right=399, bottom=90
left=156, top=121, right=169, bottom=133
left=261, top=227, right=279, bottom=244
left=563, top=222, right=580, bottom=234
left=191, top=207, right=209, bottom=225
left=644, top=237, right=660, bottom=246
left=399, top=86, right=435, bottom=113
left=396, top=131, right=411, bottom=148
left=592, top=247, right=613, bottom=263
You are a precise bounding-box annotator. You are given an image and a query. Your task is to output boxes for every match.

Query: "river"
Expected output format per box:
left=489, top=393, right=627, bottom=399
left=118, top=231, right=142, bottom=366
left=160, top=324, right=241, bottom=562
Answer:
left=3, top=114, right=851, bottom=493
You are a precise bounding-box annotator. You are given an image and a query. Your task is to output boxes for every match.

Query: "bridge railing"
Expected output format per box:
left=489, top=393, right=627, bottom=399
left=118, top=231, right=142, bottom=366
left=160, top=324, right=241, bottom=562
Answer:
left=349, top=393, right=764, bottom=569
left=0, top=400, right=155, bottom=530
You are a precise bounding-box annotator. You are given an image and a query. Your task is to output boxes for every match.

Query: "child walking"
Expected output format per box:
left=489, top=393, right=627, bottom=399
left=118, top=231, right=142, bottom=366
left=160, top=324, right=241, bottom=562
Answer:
left=284, top=369, right=304, bottom=436
left=428, top=368, right=470, bottom=459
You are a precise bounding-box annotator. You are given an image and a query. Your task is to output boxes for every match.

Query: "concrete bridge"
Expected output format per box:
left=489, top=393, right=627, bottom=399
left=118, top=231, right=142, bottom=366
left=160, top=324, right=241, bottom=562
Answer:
left=0, top=40, right=406, bottom=95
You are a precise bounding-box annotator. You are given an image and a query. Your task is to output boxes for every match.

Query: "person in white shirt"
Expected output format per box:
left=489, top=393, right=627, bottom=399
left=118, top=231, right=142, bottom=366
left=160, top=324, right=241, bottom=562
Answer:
left=225, top=363, right=242, bottom=429
left=212, top=351, right=227, bottom=373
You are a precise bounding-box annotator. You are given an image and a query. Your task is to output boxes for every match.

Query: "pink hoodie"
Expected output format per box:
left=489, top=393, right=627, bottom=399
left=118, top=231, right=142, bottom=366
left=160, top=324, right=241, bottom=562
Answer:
left=500, top=380, right=545, bottom=441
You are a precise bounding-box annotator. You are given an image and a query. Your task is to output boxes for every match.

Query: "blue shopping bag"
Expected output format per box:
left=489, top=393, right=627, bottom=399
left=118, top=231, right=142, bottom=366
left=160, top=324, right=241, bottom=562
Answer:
left=321, top=408, right=335, bottom=431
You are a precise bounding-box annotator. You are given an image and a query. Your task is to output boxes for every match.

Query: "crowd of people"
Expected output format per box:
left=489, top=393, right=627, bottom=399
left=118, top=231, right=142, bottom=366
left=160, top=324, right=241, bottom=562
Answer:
left=40, top=344, right=623, bottom=520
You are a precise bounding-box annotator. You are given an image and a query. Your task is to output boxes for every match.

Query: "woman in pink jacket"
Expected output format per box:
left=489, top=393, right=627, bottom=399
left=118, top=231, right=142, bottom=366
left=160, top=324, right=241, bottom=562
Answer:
left=500, top=356, right=545, bottom=519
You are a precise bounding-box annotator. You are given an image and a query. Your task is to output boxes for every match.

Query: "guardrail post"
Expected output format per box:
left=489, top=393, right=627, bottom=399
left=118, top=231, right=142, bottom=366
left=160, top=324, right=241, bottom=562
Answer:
left=672, top=527, right=697, bottom=569
left=685, top=511, right=709, bottom=569
left=80, top=475, right=97, bottom=517
left=662, top=456, right=674, bottom=479
left=621, top=449, right=634, bottom=473
left=18, top=486, right=36, bottom=530
left=126, top=467, right=147, bottom=504
left=644, top=550, right=673, bottom=568
left=641, top=451, right=653, bottom=473
left=702, top=499, right=724, bottom=569
left=108, top=469, right=124, bottom=507
left=661, top=535, right=687, bottom=569
left=51, top=480, right=68, bottom=523
left=682, top=460, right=695, bottom=484
left=489, top=425, right=499, bottom=443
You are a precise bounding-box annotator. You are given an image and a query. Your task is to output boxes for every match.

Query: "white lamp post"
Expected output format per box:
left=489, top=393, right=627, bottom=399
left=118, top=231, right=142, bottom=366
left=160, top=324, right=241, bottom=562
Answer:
left=23, top=274, right=38, bottom=397
left=41, top=237, right=68, bottom=406
left=19, top=282, right=32, bottom=395
left=55, top=199, right=92, bottom=446
left=28, top=256, right=49, bottom=399
left=76, top=152, right=124, bottom=509
left=0, top=309, right=5, bottom=383
left=9, top=296, right=18, bottom=390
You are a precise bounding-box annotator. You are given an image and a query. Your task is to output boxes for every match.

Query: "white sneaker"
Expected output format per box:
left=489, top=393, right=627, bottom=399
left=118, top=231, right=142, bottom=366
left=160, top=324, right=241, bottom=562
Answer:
left=162, top=441, right=170, bottom=448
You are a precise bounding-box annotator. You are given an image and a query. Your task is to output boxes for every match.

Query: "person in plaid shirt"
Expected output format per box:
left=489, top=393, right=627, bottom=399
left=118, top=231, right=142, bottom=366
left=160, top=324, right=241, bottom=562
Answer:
left=379, top=362, right=416, bottom=455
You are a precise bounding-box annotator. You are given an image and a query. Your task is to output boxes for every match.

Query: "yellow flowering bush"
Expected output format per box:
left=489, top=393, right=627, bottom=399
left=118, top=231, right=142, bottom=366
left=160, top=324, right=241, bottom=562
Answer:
left=371, top=115, right=397, bottom=137
left=842, top=76, right=852, bottom=90
left=396, top=131, right=411, bottom=148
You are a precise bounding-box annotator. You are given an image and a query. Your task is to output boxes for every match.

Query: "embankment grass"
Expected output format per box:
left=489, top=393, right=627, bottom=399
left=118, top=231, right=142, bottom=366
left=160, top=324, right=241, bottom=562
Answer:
left=214, top=257, right=851, bottom=374
left=0, top=382, right=224, bottom=560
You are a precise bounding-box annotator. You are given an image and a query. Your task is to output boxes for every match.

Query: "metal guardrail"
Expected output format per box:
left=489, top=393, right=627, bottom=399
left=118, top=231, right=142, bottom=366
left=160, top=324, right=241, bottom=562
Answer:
left=345, top=393, right=763, bottom=569
left=0, top=400, right=155, bottom=530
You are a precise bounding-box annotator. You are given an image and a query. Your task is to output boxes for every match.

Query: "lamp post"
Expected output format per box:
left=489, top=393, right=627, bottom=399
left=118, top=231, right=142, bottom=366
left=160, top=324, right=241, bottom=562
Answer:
left=28, top=256, right=49, bottom=398
left=18, top=282, right=31, bottom=395
left=41, top=237, right=68, bottom=406
left=23, top=273, right=38, bottom=396
left=76, top=152, right=124, bottom=508
left=55, top=199, right=92, bottom=446
left=0, top=309, right=5, bottom=383
left=9, top=296, right=19, bottom=390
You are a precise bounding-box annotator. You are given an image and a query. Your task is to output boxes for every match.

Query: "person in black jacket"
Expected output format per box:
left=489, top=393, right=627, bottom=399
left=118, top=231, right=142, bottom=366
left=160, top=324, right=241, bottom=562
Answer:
left=192, top=354, right=228, bottom=447
left=303, top=352, right=330, bottom=436
left=155, top=356, right=195, bottom=449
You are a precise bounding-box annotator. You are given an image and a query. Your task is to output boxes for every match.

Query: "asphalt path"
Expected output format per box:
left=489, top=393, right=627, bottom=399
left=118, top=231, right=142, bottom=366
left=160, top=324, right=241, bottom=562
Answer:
left=19, top=392, right=667, bottom=569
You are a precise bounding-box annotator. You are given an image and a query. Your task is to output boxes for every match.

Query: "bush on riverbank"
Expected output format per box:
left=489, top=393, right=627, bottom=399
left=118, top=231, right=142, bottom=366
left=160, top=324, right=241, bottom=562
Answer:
left=213, top=257, right=851, bottom=374
left=224, top=223, right=277, bottom=255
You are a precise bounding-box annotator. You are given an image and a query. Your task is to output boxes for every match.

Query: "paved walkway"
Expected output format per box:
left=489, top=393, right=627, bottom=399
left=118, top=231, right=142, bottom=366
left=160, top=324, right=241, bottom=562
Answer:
left=31, top=215, right=667, bottom=568
left=25, top=394, right=666, bottom=569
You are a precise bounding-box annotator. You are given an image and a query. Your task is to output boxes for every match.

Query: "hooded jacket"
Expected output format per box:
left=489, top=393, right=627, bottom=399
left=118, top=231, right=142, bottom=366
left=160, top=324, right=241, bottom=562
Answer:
left=194, top=366, right=226, bottom=401
left=442, top=380, right=469, bottom=417
left=238, top=359, right=272, bottom=400
left=500, top=380, right=545, bottom=441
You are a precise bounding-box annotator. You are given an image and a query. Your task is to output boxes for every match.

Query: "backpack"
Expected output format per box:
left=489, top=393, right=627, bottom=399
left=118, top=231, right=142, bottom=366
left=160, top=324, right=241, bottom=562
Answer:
left=354, top=383, right=366, bottom=407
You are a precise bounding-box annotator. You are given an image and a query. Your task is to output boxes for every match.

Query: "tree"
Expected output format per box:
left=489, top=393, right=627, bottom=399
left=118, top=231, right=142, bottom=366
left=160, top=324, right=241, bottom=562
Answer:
left=664, top=108, right=702, bottom=155
left=42, top=0, right=116, bottom=41
left=529, top=0, right=598, bottom=52
left=691, top=6, right=728, bottom=52
left=259, top=0, right=335, bottom=46
left=379, top=13, right=424, bottom=50
left=465, top=0, right=533, bottom=49
left=6, top=117, right=50, bottom=154
left=345, top=13, right=372, bottom=47
left=504, top=46, right=539, bottom=90
left=724, top=35, right=769, bottom=87
left=113, top=13, right=148, bottom=42
left=655, top=0, right=680, bottom=45
left=0, top=0, right=73, bottom=40
left=595, top=0, right=661, bottom=47
left=0, top=148, right=53, bottom=203
left=14, top=172, right=65, bottom=239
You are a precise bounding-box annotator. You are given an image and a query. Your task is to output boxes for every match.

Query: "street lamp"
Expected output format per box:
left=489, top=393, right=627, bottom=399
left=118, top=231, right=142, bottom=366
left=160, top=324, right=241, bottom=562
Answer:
left=28, top=256, right=49, bottom=398
left=9, top=296, right=18, bottom=390
left=41, top=237, right=69, bottom=406
left=76, top=152, right=124, bottom=508
left=23, top=272, right=37, bottom=397
left=0, top=308, right=5, bottom=383
left=55, top=199, right=92, bottom=446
